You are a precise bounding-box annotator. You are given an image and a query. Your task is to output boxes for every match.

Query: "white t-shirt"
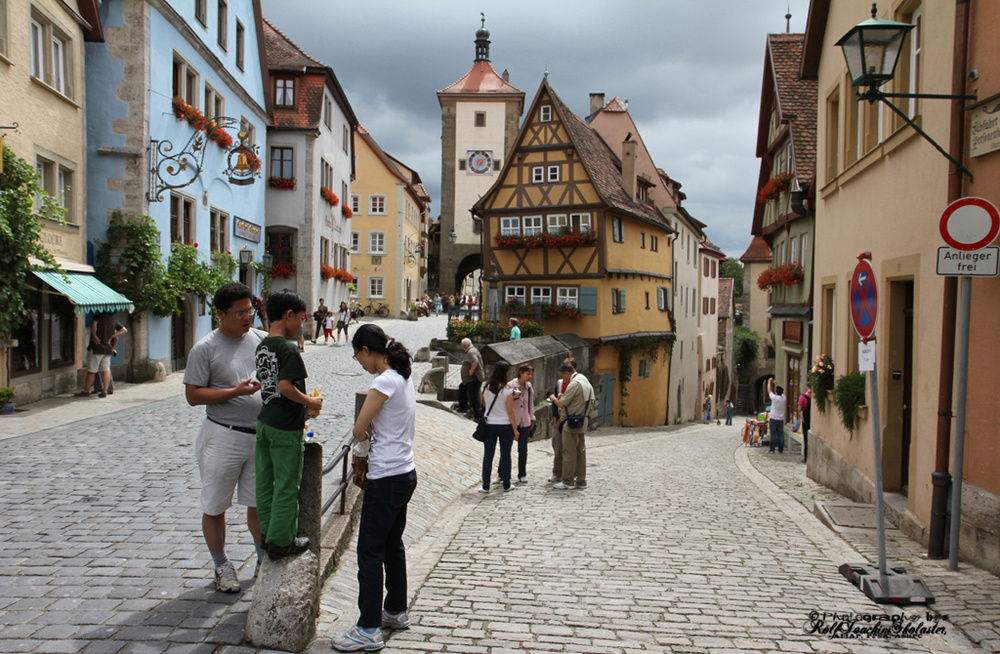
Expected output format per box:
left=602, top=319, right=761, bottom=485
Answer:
left=183, top=328, right=267, bottom=428
left=368, top=369, right=416, bottom=480
left=482, top=384, right=513, bottom=425
left=325, top=315, right=335, bottom=329
left=769, top=392, right=787, bottom=421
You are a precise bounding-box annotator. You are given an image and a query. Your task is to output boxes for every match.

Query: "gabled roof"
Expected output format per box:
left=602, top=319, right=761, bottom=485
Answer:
left=438, top=61, right=523, bottom=97
left=262, top=18, right=324, bottom=71
left=700, top=236, right=726, bottom=259
left=757, top=34, right=817, bottom=184
left=545, top=82, right=667, bottom=228
left=740, top=235, right=772, bottom=263
left=356, top=126, right=428, bottom=210
left=718, top=278, right=734, bottom=319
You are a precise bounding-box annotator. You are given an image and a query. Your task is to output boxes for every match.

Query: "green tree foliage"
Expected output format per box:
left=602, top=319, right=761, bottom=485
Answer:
left=720, top=257, right=744, bottom=304
left=0, top=145, right=65, bottom=338
left=734, top=325, right=759, bottom=375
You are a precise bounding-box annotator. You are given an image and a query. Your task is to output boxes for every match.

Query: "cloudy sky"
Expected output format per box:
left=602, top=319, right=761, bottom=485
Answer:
left=259, top=0, right=814, bottom=260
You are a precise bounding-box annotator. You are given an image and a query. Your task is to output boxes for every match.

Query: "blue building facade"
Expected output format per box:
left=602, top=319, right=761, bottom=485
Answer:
left=86, top=0, right=270, bottom=376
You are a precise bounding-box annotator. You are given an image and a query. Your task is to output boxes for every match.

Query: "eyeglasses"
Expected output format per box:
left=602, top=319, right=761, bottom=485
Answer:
left=223, top=308, right=255, bottom=318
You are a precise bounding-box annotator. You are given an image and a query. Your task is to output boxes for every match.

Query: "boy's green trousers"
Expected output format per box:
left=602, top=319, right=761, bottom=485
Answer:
left=255, top=421, right=304, bottom=547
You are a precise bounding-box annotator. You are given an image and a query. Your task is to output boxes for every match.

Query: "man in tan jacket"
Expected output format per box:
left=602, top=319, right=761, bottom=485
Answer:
left=549, top=362, right=594, bottom=490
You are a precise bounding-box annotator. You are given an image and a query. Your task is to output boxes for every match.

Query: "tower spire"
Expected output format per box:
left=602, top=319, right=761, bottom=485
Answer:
left=475, top=14, right=491, bottom=62
left=785, top=5, right=792, bottom=33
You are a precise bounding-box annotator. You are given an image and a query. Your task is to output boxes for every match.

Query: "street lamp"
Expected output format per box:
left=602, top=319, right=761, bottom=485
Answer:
left=238, top=249, right=254, bottom=265
left=482, top=262, right=500, bottom=342
left=448, top=230, right=457, bottom=244
left=836, top=2, right=976, bottom=179
left=262, top=252, right=274, bottom=269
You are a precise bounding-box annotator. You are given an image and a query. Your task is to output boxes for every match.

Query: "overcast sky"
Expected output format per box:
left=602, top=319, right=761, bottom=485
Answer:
left=259, top=0, right=813, bottom=260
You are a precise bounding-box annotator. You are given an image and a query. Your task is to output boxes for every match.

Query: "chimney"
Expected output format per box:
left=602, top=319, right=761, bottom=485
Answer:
left=590, top=93, right=605, bottom=115
left=622, top=140, right=637, bottom=201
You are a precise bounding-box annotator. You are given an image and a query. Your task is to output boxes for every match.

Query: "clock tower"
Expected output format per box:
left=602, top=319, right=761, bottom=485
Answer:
left=438, top=18, right=524, bottom=294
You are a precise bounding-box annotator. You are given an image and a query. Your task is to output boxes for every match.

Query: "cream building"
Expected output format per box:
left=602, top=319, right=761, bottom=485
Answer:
left=350, top=126, right=429, bottom=317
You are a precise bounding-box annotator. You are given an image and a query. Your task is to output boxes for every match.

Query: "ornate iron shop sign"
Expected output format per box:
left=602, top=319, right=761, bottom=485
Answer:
left=148, top=118, right=260, bottom=202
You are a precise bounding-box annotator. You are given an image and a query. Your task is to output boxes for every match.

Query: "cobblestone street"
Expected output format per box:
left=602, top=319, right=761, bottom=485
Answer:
left=1, top=315, right=998, bottom=653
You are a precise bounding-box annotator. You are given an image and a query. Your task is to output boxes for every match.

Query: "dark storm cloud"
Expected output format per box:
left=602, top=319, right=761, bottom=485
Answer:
left=260, top=0, right=811, bottom=258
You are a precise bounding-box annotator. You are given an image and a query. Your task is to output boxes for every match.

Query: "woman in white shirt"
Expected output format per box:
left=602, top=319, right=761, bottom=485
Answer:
left=336, top=301, right=350, bottom=344
left=479, top=361, right=519, bottom=493
left=331, top=324, right=416, bottom=652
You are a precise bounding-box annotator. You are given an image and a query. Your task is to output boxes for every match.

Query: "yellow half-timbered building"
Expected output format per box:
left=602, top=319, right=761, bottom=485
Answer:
left=474, top=79, right=676, bottom=426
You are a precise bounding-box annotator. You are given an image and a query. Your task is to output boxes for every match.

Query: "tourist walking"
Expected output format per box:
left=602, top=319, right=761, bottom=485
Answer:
left=508, top=364, right=535, bottom=483
left=336, top=301, right=350, bottom=344
left=331, top=324, right=417, bottom=652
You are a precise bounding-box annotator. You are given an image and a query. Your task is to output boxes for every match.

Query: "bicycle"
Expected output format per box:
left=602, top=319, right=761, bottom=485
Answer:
left=363, top=301, right=390, bottom=318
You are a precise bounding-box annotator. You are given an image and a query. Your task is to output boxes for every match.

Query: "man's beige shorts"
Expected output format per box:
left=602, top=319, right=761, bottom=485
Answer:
left=195, top=418, right=257, bottom=515
left=87, top=352, right=112, bottom=373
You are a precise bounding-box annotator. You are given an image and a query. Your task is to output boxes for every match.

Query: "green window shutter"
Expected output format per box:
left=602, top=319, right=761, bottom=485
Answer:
left=579, top=287, right=597, bottom=315
left=619, top=290, right=626, bottom=312
left=496, top=283, right=503, bottom=307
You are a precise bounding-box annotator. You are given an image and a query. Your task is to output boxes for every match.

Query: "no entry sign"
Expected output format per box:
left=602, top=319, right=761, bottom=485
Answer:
left=939, top=197, right=1000, bottom=251
left=850, top=255, right=878, bottom=343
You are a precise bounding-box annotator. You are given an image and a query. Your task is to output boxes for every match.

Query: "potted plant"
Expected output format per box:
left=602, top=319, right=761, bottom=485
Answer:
left=834, top=373, right=867, bottom=435
left=0, top=386, right=16, bottom=414
left=808, top=354, right=835, bottom=414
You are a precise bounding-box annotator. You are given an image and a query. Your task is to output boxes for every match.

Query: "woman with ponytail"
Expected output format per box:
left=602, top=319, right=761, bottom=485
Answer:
left=331, top=324, right=416, bottom=652
left=478, top=360, right=519, bottom=493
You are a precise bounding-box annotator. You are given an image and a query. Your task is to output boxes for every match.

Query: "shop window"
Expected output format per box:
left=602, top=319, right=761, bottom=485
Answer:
left=48, top=293, right=75, bottom=368
left=12, top=287, right=41, bottom=376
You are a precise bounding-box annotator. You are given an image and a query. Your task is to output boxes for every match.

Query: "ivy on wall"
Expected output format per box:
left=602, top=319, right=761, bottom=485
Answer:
left=612, top=307, right=677, bottom=420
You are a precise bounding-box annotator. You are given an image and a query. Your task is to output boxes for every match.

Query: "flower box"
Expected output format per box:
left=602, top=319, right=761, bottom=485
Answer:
left=757, top=262, right=805, bottom=290
left=270, top=261, right=296, bottom=279
left=320, top=264, right=335, bottom=280
left=342, top=205, right=353, bottom=218
left=172, top=96, right=231, bottom=149
left=494, top=228, right=597, bottom=249
left=320, top=186, right=339, bottom=206
left=268, top=176, right=296, bottom=190
left=757, top=172, right=793, bottom=203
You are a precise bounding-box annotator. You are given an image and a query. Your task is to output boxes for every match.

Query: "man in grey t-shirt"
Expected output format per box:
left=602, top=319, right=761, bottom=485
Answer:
left=183, top=283, right=265, bottom=593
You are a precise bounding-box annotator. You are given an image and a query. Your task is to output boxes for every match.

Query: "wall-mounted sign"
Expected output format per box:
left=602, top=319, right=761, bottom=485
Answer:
left=970, top=99, right=1000, bottom=159
left=234, top=217, right=261, bottom=243
left=782, top=320, right=803, bottom=344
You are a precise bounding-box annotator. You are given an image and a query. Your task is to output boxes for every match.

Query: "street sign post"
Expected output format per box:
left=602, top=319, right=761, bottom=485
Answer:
left=841, top=253, right=934, bottom=605
left=938, top=197, right=999, bottom=571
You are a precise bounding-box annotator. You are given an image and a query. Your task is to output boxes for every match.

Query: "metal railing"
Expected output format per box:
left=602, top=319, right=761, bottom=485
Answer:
left=320, top=430, right=355, bottom=517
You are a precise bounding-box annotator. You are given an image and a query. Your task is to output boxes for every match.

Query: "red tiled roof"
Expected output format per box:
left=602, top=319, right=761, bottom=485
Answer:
left=602, top=96, right=628, bottom=113
left=438, top=61, right=522, bottom=95
left=263, top=18, right=324, bottom=70
left=740, top=235, right=772, bottom=263
left=767, top=34, right=818, bottom=184
left=700, top=235, right=725, bottom=259
left=718, top=278, right=734, bottom=319
left=547, top=84, right=666, bottom=228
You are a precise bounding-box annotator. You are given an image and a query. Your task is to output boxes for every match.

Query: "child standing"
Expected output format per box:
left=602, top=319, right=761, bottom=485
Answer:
left=255, top=290, right=323, bottom=560
left=324, top=312, right=335, bottom=344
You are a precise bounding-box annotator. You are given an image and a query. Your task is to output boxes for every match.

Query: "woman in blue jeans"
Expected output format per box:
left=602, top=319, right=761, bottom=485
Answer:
left=479, top=361, right=519, bottom=493
left=331, top=324, right=417, bottom=652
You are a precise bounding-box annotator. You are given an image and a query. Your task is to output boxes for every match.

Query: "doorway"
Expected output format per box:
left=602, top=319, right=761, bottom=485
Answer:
left=171, top=298, right=191, bottom=372
left=884, top=280, right=914, bottom=494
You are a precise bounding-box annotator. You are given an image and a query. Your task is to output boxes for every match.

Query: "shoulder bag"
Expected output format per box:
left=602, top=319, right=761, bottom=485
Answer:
left=473, top=387, right=501, bottom=442
left=566, top=378, right=594, bottom=430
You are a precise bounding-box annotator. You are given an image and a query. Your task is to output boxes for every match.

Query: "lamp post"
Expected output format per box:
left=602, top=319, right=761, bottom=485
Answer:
left=483, top=262, right=499, bottom=342
left=836, top=3, right=976, bottom=179
left=238, top=249, right=254, bottom=265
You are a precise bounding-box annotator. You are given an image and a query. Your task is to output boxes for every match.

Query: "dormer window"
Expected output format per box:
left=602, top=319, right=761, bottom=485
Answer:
left=540, top=105, right=552, bottom=122
left=275, top=78, right=294, bottom=107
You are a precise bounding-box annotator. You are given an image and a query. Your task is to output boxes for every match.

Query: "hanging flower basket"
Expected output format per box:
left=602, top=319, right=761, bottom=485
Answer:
left=270, top=261, right=296, bottom=279
left=320, top=186, right=339, bottom=206
left=757, top=262, right=805, bottom=290
left=268, top=176, right=296, bottom=190
left=757, top=172, right=793, bottom=203
left=494, top=228, right=597, bottom=249
left=342, top=204, right=353, bottom=218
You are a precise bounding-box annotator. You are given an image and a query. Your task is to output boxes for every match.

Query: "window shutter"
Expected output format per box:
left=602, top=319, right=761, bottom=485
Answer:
left=496, top=284, right=503, bottom=311
left=619, top=290, right=626, bottom=312
left=579, top=287, right=597, bottom=315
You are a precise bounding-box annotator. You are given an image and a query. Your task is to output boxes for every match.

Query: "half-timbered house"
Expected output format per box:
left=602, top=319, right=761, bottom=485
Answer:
left=473, top=78, right=676, bottom=426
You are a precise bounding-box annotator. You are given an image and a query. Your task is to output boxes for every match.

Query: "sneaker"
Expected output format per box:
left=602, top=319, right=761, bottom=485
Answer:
left=330, top=625, right=384, bottom=652
left=213, top=561, right=241, bottom=593
left=504, top=485, right=515, bottom=492
left=517, top=476, right=527, bottom=484
left=381, top=609, right=411, bottom=630
left=548, top=475, right=560, bottom=483
left=573, top=483, right=587, bottom=489
left=266, top=536, right=310, bottom=560
left=477, top=486, right=490, bottom=494
left=552, top=481, right=576, bottom=490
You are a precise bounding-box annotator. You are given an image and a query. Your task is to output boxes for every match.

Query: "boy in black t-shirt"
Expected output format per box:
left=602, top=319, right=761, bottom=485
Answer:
left=255, top=290, right=323, bottom=560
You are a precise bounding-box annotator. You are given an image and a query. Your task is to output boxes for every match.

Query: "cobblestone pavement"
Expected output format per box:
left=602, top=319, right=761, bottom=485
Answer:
left=0, top=316, right=448, bottom=654
left=314, top=421, right=991, bottom=654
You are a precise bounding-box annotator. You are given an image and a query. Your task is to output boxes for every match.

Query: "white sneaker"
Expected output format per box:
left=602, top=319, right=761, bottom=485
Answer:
left=214, top=561, right=240, bottom=593
left=517, top=476, right=527, bottom=484
left=552, top=481, right=576, bottom=490
left=504, top=485, right=516, bottom=492
left=548, top=475, right=560, bottom=483
left=381, top=609, right=411, bottom=630
left=478, top=486, right=490, bottom=494
left=330, top=625, right=384, bottom=651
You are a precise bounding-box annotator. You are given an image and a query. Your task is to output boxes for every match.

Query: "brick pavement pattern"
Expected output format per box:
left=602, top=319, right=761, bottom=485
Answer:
left=317, top=424, right=991, bottom=653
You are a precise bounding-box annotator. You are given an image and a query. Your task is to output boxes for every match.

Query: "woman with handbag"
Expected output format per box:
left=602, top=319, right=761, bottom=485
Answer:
left=478, top=361, right=519, bottom=493
left=331, top=324, right=416, bottom=652
left=507, top=364, right=535, bottom=483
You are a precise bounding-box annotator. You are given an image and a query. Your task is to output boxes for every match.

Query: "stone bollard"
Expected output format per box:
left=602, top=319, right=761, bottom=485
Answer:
left=418, top=367, right=445, bottom=395
left=245, top=549, right=319, bottom=651
left=432, top=354, right=448, bottom=374
left=245, top=440, right=323, bottom=651
left=413, top=346, right=431, bottom=362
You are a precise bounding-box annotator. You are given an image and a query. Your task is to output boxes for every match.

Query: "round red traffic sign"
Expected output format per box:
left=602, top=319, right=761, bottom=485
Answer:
left=850, top=258, right=878, bottom=342
left=939, top=197, right=1000, bottom=251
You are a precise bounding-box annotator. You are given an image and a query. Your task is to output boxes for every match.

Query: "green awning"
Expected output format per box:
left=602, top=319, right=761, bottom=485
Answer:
left=32, top=271, right=134, bottom=315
